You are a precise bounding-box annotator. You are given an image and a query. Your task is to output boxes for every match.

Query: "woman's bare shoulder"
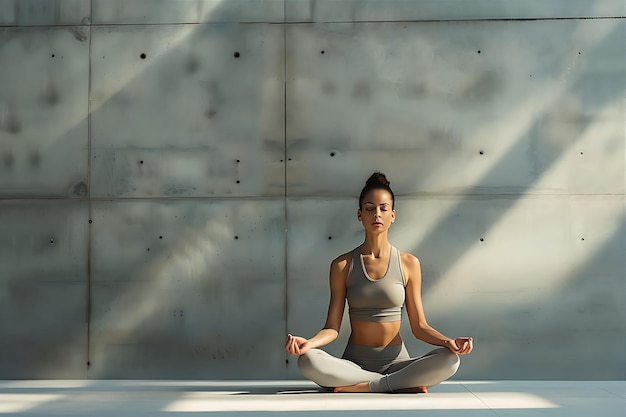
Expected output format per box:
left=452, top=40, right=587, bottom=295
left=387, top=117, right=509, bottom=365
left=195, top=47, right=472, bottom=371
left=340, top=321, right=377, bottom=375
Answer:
left=331, top=249, right=355, bottom=271
left=399, top=250, right=421, bottom=266
left=398, top=250, right=421, bottom=281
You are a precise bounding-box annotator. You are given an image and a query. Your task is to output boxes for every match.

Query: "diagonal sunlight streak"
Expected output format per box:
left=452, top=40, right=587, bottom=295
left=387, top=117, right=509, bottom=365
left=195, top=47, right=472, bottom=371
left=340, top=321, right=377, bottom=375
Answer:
left=90, top=23, right=201, bottom=117
left=1, top=20, right=205, bottom=155
left=84, top=198, right=287, bottom=379
left=395, top=18, right=621, bottom=252
left=87, top=215, right=229, bottom=376
left=78, top=3, right=285, bottom=379
left=424, top=101, right=625, bottom=312
left=0, top=394, right=65, bottom=414
left=0, top=29, right=90, bottom=158
left=10, top=8, right=619, bottom=382
left=394, top=77, right=570, bottom=248
left=162, top=391, right=557, bottom=412
left=32, top=203, right=234, bottom=378
left=393, top=85, right=571, bottom=248
left=426, top=210, right=625, bottom=315
left=23, top=1, right=262, bottom=156
left=105, top=223, right=221, bottom=319
left=396, top=19, right=623, bottom=296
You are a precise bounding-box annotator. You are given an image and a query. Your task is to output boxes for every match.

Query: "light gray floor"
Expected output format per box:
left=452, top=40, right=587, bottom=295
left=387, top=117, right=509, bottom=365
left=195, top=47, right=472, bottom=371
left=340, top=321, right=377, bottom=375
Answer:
left=0, top=380, right=623, bottom=416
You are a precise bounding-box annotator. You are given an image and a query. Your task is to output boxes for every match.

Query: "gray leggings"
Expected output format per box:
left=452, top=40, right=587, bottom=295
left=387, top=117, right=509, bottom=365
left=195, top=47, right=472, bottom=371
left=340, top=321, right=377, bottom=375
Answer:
left=297, top=344, right=459, bottom=393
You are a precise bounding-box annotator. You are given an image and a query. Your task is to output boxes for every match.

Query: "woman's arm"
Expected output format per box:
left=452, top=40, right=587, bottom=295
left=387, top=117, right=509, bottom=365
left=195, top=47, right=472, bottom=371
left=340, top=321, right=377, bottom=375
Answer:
left=285, top=254, right=349, bottom=355
left=403, top=253, right=473, bottom=354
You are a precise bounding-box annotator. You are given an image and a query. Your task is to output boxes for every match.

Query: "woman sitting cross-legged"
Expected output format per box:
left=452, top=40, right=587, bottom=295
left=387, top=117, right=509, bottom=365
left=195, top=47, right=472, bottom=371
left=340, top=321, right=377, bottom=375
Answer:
left=285, top=172, right=473, bottom=393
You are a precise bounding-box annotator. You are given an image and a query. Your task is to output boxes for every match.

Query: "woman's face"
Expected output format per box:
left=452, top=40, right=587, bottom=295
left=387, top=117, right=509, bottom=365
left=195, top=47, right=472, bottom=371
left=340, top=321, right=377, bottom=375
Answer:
left=358, top=189, right=395, bottom=233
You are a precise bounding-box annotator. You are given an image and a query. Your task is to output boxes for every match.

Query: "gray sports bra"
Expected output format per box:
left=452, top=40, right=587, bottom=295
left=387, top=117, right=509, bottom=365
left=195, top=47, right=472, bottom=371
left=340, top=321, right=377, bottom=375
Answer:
left=346, top=245, right=406, bottom=323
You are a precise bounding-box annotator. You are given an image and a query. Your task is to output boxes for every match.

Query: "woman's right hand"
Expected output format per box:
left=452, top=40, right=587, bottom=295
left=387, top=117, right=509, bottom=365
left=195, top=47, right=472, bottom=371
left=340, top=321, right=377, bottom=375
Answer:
left=445, top=337, right=473, bottom=355
left=285, top=334, right=312, bottom=355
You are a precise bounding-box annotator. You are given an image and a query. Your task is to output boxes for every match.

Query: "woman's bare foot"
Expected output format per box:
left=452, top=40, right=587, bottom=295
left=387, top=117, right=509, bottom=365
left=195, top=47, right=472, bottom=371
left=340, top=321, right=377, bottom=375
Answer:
left=393, top=386, right=428, bottom=394
left=333, top=382, right=371, bottom=393
left=333, top=383, right=428, bottom=394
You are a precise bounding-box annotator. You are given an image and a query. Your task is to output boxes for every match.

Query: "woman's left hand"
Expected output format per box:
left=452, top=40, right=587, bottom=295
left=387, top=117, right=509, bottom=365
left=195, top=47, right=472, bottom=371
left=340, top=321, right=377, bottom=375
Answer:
left=446, top=337, right=473, bottom=355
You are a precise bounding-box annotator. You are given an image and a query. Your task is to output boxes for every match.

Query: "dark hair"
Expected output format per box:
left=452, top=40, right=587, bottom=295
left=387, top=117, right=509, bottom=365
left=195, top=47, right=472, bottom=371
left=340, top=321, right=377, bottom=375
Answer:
left=359, top=172, right=395, bottom=209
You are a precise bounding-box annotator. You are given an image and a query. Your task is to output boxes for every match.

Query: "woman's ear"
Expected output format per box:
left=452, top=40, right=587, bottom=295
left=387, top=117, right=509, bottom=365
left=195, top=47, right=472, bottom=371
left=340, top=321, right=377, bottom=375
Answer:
left=357, top=208, right=362, bottom=221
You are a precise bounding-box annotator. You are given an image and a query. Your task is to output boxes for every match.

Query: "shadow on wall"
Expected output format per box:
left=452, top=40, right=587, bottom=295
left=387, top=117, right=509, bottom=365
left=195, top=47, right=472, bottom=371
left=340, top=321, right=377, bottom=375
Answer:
left=394, top=20, right=624, bottom=379
left=85, top=0, right=286, bottom=379
left=58, top=6, right=626, bottom=379
left=89, top=5, right=624, bottom=385
left=0, top=0, right=286, bottom=380
left=423, top=214, right=626, bottom=380
left=0, top=0, right=624, bottom=381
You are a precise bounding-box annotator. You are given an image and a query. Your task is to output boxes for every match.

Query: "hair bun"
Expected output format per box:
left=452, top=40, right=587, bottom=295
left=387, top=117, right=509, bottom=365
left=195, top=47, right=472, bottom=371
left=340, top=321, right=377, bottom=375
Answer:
left=366, top=172, right=390, bottom=188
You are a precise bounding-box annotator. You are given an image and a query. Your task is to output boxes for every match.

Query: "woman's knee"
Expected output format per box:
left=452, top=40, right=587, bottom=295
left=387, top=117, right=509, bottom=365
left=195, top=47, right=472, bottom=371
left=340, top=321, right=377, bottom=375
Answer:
left=296, top=351, right=311, bottom=372
left=296, top=349, right=341, bottom=388
left=296, top=349, right=322, bottom=374
left=442, top=349, right=461, bottom=375
left=428, top=348, right=460, bottom=374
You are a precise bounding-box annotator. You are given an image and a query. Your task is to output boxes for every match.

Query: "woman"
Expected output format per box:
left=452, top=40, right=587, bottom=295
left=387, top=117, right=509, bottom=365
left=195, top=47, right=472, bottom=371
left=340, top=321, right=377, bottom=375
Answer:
left=285, top=172, right=473, bottom=393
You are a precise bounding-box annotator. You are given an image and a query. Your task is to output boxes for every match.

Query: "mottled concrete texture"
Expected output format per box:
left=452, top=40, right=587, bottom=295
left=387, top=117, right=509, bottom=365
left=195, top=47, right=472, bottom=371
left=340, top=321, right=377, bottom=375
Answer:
left=0, top=1, right=624, bottom=380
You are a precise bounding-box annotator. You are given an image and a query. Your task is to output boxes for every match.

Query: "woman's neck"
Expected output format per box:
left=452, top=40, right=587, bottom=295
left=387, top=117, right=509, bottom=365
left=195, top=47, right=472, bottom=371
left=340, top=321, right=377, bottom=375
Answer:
left=361, top=233, right=391, bottom=258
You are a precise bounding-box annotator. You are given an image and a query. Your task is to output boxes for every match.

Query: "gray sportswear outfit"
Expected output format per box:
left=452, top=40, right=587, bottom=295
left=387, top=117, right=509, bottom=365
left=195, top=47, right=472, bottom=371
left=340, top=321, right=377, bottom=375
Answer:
left=297, top=245, right=460, bottom=392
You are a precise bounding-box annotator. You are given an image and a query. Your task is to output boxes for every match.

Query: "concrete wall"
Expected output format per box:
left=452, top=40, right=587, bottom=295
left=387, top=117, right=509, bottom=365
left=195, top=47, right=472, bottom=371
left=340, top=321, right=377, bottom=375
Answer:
left=0, top=0, right=624, bottom=380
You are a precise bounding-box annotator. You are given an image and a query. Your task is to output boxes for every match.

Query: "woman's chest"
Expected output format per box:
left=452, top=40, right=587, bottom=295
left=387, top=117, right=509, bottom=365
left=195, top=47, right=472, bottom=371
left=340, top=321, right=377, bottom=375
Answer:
left=361, top=256, right=390, bottom=280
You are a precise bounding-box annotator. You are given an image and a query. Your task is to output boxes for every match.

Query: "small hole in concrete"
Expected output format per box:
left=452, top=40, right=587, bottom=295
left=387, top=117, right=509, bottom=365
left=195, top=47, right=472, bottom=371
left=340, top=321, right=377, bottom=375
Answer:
left=330, top=152, right=336, bottom=157
left=235, top=236, right=239, bottom=240
left=580, top=152, right=584, bottom=155
left=50, top=239, right=54, bottom=244
left=234, top=52, right=240, bottom=58
left=147, top=248, right=150, bottom=251
left=479, top=150, right=484, bottom=155
left=477, top=50, right=481, bottom=54
left=159, top=236, right=163, bottom=239
left=140, top=53, right=146, bottom=59
left=480, top=238, right=484, bottom=242
left=581, top=237, right=585, bottom=241
left=236, top=159, right=240, bottom=163
left=328, top=236, right=332, bottom=240
left=140, top=160, right=144, bottom=164
left=51, top=54, right=55, bottom=58
left=236, top=180, right=241, bottom=184
left=89, top=220, right=93, bottom=224
left=280, top=159, right=284, bottom=162
left=288, top=158, right=292, bottom=161
left=578, top=52, right=581, bottom=55
left=320, top=50, right=325, bottom=54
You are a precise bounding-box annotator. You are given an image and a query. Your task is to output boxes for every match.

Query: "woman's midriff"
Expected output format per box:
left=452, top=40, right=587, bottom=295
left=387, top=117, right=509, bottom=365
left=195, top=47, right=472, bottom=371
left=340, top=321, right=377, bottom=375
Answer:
left=348, top=320, right=403, bottom=346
